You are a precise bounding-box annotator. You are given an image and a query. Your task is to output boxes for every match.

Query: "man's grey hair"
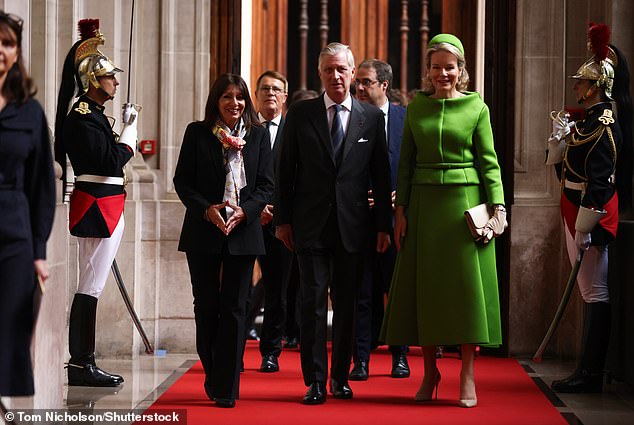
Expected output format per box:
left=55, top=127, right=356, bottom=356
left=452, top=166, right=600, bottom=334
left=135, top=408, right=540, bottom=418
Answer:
left=318, top=42, right=355, bottom=70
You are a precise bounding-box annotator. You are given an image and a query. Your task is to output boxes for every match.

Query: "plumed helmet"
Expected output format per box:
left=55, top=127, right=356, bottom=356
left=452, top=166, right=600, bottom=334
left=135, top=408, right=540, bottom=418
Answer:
left=54, top=19, right=123, bottom=194
left=74, top=19, right=122, bottom=93
left=570, top=22, right=618, bottom=100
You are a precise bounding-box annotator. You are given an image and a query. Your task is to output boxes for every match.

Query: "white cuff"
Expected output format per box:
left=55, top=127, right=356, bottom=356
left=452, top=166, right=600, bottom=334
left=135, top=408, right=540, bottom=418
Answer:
left=575, top=206, right=606, bottom=233
left=119, top=124, right=137, bottom=152
left=545, top=137, right=565, bottom=165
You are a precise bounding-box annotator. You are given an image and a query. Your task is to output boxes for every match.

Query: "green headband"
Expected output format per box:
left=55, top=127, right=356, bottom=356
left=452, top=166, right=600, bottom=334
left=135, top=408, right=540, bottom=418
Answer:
left=428, top=34, right=464, bottom=56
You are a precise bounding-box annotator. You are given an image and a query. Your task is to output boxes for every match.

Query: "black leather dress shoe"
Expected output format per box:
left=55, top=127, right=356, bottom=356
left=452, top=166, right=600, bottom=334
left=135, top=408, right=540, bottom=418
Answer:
left=349, top=360, right=369, bottom=381
left=260, top=354, right=280, bottom=372
left=551, top=370, right=604, bottom=393
left=67, top=363, right=124, bottom=387
left=303, top=382, right=326, bottom=405
left=391, top=353, right=410, bottom=378
left=215, top=398, right=235, bottom=408
left=330, top=379, right=353, bottom=399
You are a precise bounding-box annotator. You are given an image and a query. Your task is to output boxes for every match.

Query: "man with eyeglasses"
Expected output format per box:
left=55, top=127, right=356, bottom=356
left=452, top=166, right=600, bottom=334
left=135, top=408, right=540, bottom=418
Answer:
left=351, top=59, right=410, bottom=382
left=253, top=70, right=292, bottom=374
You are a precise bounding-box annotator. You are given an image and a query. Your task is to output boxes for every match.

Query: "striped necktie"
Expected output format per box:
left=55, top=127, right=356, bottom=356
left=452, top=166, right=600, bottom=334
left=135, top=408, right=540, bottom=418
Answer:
left=330, top=104, right=344, bottom=158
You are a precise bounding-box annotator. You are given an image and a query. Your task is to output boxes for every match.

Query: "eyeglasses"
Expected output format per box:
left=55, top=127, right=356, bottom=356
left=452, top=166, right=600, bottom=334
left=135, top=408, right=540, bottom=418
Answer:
left=259, top=85, right=286, bottom=95
left=354, top=79, right=379, bottom=87
left=0, top=11, right=24, bottom=31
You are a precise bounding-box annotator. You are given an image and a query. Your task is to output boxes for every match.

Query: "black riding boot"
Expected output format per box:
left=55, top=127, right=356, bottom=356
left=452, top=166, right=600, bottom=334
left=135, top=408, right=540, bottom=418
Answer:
left=67, top=294, right=124, bottom=387
left=551, top=302, right=610, bottom=393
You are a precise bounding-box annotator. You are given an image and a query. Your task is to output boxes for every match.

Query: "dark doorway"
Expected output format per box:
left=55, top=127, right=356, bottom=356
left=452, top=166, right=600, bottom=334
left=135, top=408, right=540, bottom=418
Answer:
left=483, top=0, right=516, bottom=357
left=286, top=0, right=342, bottom=96
left=387, top=0, right=442, bottom=93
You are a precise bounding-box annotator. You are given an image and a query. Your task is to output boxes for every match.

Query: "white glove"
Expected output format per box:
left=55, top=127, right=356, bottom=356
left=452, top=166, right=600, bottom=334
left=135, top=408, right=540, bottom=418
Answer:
left=122, top=103, right=140, bottom=125
left=550, top=111, right=574, bottom=141
left=546, top=111, right=574, bottom=165
left=575, top=230, right=591, bottom=251
left=482, top=205, right=508, bottom=244
left=119, top=103, right=141, bottom=152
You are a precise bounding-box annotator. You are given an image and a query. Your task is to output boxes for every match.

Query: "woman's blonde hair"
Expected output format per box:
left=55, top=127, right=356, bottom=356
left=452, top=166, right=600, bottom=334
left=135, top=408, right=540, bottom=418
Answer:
left=421, top=42, right=470, bottom=94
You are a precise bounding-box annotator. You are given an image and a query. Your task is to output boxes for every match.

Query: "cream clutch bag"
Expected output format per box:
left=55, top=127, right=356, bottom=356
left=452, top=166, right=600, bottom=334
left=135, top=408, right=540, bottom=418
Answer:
left=464, top=203, right=492, bottom=241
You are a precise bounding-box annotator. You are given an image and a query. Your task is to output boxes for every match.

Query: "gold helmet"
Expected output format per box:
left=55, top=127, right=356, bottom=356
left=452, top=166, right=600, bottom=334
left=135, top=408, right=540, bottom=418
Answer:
left=570, top=22, right=618, bottom=100
left=74, top=19, right=122, bottom=93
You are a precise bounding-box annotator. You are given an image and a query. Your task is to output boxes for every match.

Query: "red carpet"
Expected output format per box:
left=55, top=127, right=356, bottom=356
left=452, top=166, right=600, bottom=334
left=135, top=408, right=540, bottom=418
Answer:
left=144, top=341, right=567, bottom=425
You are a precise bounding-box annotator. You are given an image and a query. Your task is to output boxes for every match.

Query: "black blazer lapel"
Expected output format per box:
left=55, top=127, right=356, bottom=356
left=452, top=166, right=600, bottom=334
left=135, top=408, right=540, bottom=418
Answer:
left=342, top=99, right=365, bottom=163
left=208, top=128, right=226, bottom=184
left=272, top=116, right=285, bottom=163
left=308, top=96, right=335, bottom=165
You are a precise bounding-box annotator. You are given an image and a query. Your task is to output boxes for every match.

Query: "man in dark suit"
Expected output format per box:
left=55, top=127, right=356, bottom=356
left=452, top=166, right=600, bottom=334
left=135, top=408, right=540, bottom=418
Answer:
left=350, top=59, right=409, bottom=382
left=254, top=70, right=293, bottom=373
left=275, top=43, right=392, bottom=405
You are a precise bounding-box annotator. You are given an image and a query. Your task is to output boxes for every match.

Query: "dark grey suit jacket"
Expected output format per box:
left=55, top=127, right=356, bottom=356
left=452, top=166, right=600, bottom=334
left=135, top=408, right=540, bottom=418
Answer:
left=274, top=95, right=391, bottom=253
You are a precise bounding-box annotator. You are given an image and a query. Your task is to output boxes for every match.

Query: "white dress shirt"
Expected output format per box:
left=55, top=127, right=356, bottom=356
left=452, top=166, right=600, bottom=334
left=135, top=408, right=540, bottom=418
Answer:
left=379, top=99, right=390, bottom=141
left=324, top=93, right=353, bottom=136
left=258, top=112, right=283, bottom=149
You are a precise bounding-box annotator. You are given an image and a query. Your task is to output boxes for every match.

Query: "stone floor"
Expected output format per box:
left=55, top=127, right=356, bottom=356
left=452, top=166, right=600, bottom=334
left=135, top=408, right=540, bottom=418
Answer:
left=52, top=354, right=634, bottom=425
left=62, top=354, right=194, bottom=412
left=521, top=359, right=634, bottom=425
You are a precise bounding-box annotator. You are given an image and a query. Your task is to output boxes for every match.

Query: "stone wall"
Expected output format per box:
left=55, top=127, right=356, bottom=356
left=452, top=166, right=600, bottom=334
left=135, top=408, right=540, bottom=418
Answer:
left=1, top=0, right=208, bottom=409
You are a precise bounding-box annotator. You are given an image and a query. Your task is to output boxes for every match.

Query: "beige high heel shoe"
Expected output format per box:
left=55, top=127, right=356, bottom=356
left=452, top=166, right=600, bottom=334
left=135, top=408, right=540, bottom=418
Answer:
left=459, top=373, right=477, bottom=407
left=458, top=398, right=477, bottom=408
left=414, top=369, right=441, bottom=401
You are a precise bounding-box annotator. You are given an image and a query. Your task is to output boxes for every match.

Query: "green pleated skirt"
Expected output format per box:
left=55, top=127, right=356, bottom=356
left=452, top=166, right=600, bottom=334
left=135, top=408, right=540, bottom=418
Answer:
left=380, top=184, right=502, bottom=347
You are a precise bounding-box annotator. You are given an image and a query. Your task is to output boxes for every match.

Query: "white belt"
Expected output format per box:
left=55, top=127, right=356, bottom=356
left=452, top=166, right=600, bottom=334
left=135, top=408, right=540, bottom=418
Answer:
left=76, top=174, right=124, bottom=185
left=564, top=180, right=586, bottom=191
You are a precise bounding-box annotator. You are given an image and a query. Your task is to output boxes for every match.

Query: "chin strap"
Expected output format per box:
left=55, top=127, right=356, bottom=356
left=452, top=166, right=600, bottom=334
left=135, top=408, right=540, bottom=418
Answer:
left=96, top=83, right=114, bottom=101
left=579, top=83, right=598, bottom=104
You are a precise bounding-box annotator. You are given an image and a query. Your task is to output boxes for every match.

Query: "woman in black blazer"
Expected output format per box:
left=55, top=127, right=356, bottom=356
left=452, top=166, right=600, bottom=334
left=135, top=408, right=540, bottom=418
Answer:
left=173, top=74, right=273, bottom=408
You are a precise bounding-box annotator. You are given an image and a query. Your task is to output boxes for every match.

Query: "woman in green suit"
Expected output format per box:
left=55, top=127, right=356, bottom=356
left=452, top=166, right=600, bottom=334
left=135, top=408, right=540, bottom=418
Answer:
left=381, top=34, right=507, bottom=408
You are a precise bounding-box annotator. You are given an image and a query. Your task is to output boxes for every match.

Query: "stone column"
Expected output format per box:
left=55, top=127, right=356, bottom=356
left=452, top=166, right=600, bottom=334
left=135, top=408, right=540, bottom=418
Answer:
left=510, top=0, right=613, bottom=357
left=156, top=0, right=209, bottom=352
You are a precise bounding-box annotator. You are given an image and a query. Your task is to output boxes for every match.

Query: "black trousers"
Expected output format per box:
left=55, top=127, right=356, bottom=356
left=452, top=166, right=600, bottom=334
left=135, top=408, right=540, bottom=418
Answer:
left=186, top=250, right=255, bottom=400
left=258, top=226, right=294, bottom=357
left=355, top=236, right=406, bottom=361
left=284, top=256, right=301, bottom=339
left=296, top=216, right=363, bottom=385
left=0, top=235, right=35, bottom=396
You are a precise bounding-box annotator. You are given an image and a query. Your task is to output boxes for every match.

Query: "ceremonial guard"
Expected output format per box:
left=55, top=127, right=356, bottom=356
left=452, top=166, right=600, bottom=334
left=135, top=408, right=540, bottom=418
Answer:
left=54, top=19, right=140, bottom=387
left=546, top=23, right=632, bottom=393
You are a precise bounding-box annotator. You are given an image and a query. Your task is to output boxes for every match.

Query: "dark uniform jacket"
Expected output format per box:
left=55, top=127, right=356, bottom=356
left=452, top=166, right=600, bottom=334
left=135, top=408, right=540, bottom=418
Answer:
left=64, top=95, right=134, bottom=237
left=560, top=102, right=621, bottom=244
